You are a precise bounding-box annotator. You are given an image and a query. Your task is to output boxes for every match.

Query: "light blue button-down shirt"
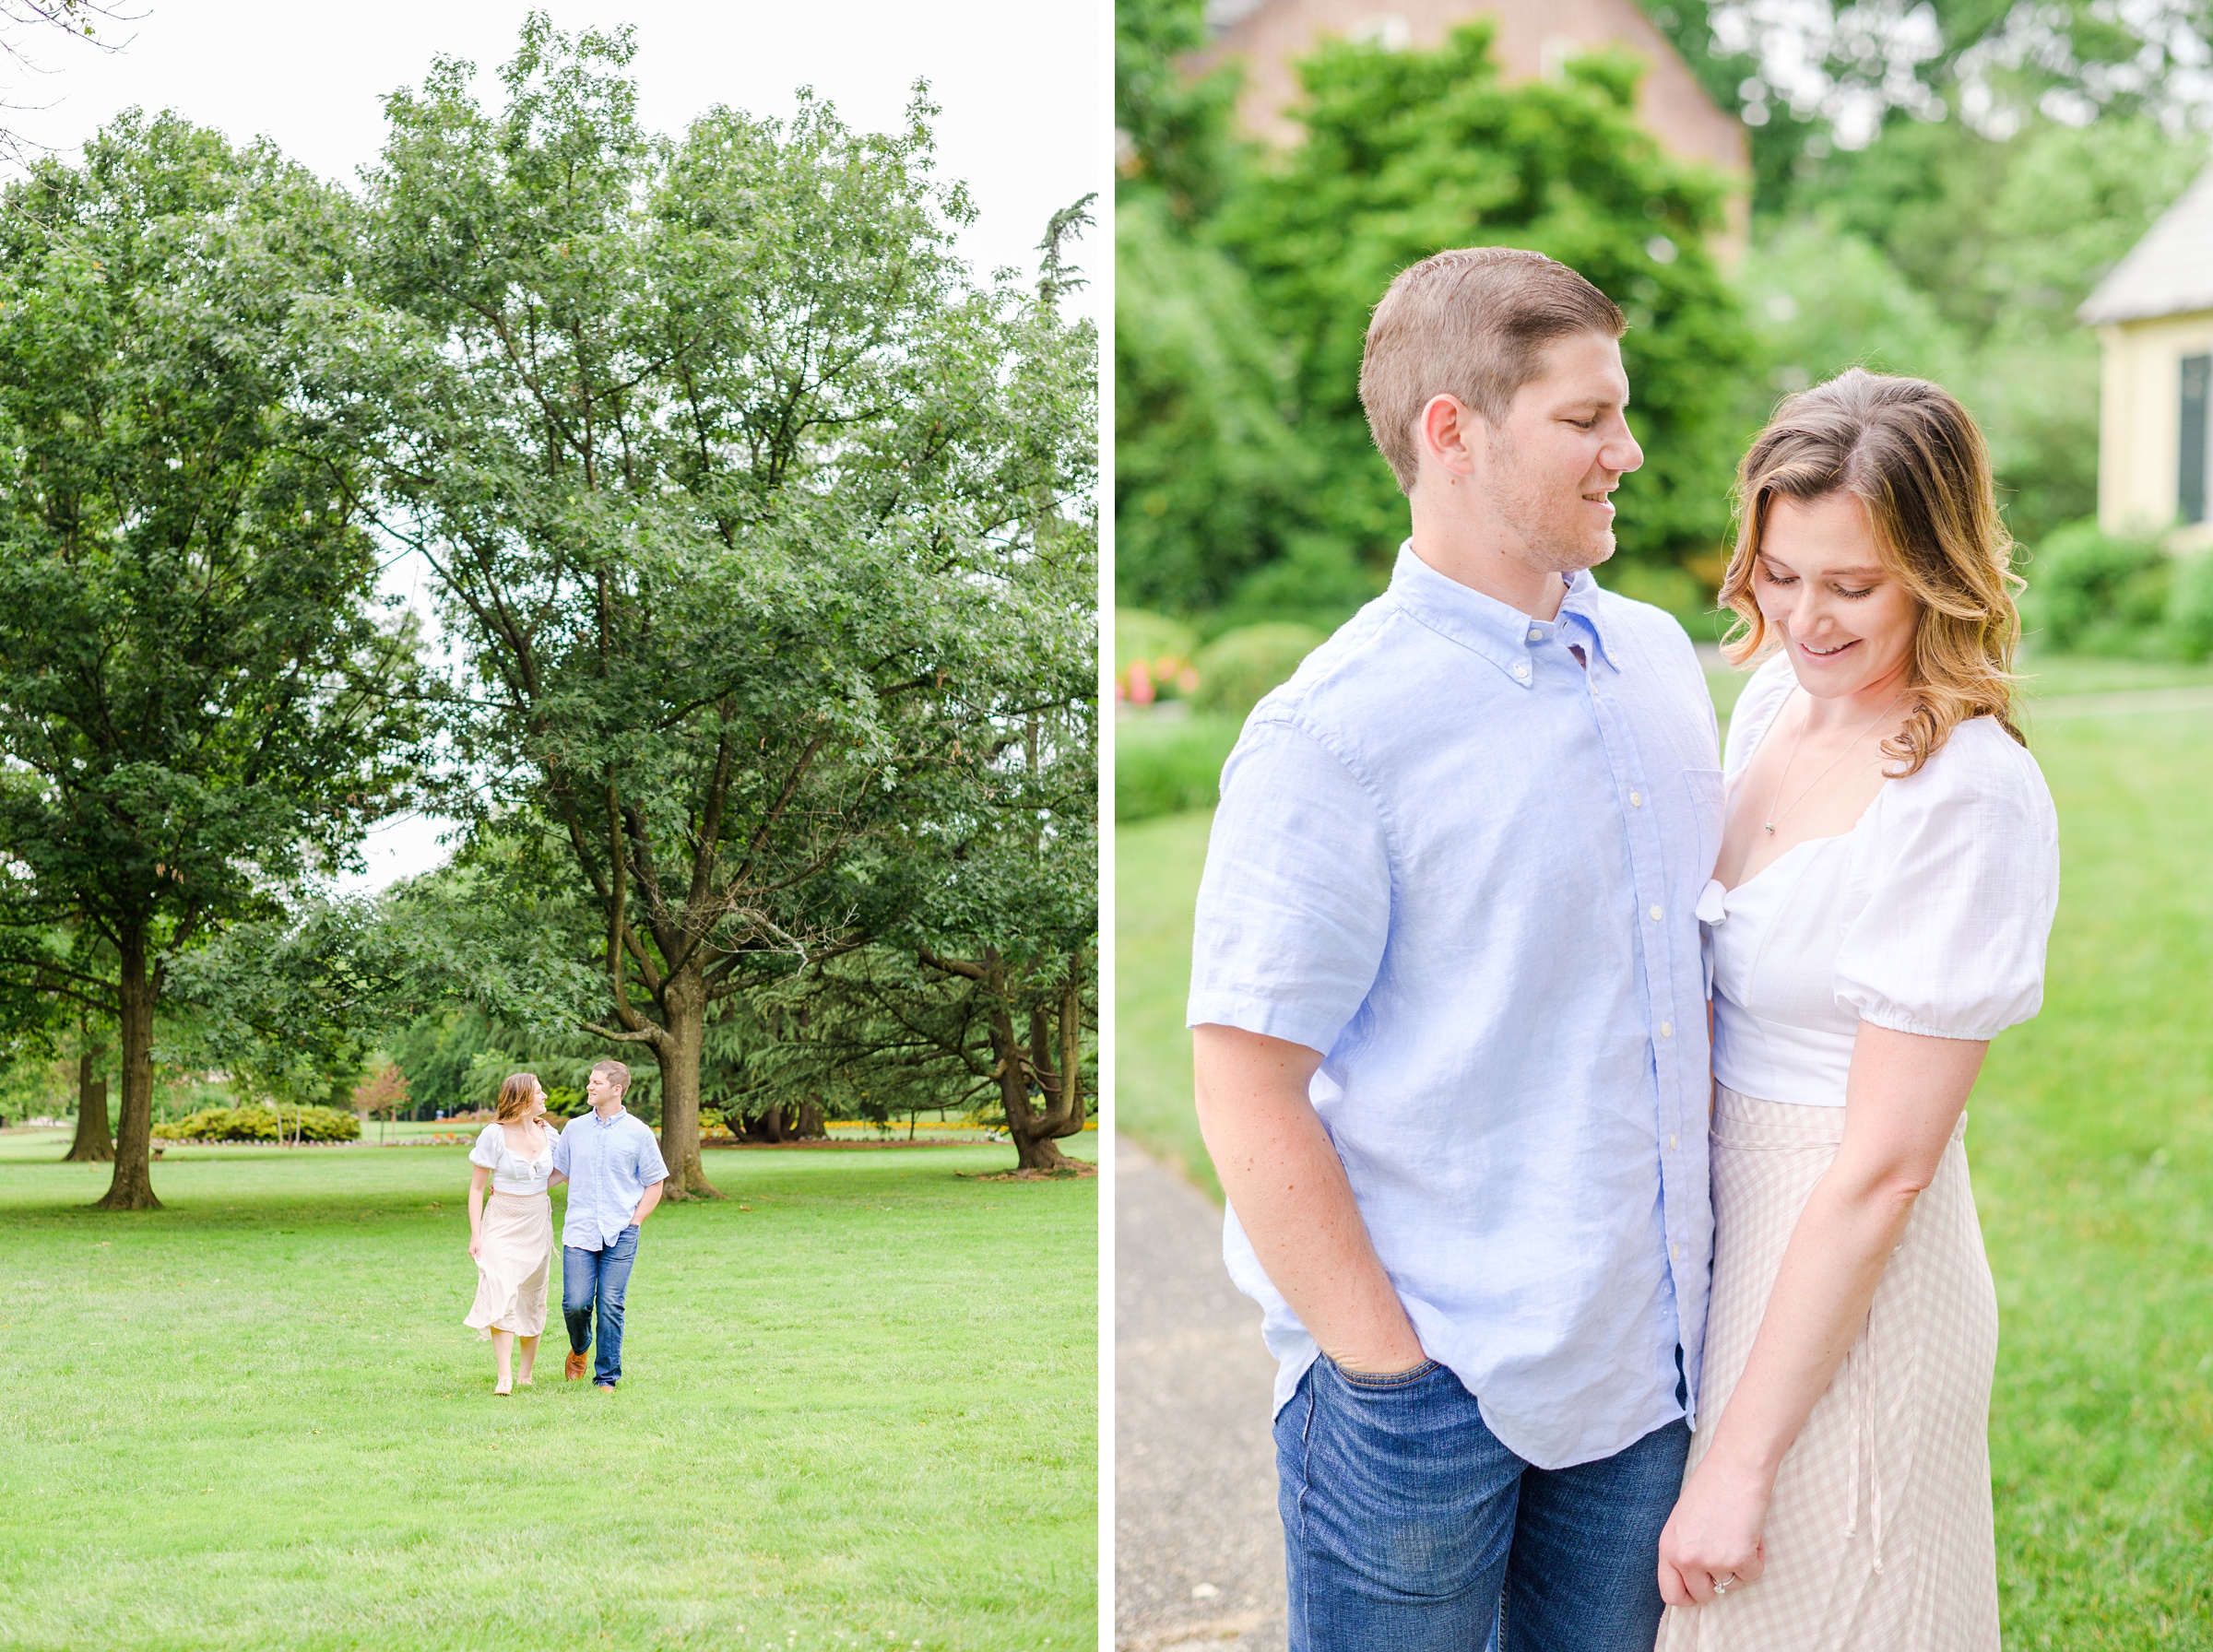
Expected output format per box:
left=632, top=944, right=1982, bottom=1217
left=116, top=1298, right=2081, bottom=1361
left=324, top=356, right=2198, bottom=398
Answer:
left=1188, top=545, right=1722, bottom=1471
left=553, top=1108, right=669, bottom=1251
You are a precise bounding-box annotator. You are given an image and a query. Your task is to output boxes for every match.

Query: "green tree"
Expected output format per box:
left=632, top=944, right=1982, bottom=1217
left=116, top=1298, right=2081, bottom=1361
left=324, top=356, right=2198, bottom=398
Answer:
left=776, top=678, right=1097, bottom=1171
left=0, top=114, right=420, bottom=1209
left=1639, top=0, right=2213, bottom=211
left=349, top=18, right=1097, bottom=1198
left=1743, top=114, right=2206, bottom=548
left=1208, top=26, right=1757, bottom=584
left=1115, top=195, right=1332, bottom=617
left=1114, top=0, right=1243, bottom=223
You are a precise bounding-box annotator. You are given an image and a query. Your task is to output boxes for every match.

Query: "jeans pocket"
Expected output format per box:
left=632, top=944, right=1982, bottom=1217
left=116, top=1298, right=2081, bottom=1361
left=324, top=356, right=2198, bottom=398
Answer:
left=1331, top=1357, right=1440, bottom=1392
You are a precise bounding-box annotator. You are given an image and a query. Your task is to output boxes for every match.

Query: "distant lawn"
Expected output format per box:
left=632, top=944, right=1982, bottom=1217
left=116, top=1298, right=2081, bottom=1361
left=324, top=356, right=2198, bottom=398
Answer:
left=1115, top=809, right=1219, bottom=1201
left=1118, top=693, right=2213, bottom=1646
left=0, top=1140, right=1094, bottom=1651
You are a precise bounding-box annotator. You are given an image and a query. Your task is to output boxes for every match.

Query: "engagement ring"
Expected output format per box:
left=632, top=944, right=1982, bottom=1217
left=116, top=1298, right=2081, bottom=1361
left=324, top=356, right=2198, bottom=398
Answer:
left=1712, top=1575, right=1737, bottom=1596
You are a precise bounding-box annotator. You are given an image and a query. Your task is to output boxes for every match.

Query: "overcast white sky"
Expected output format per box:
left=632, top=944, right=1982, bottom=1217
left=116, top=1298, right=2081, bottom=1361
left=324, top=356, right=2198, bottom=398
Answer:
left=3, top=0, right=1104, bottom=890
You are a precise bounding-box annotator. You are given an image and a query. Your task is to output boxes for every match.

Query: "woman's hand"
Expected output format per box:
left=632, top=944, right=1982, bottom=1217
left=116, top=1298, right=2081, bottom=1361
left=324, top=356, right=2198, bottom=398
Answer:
left=467, top=1230, right=482, bottom=1260
left=1656, top=1452, right=1770, bottom=1607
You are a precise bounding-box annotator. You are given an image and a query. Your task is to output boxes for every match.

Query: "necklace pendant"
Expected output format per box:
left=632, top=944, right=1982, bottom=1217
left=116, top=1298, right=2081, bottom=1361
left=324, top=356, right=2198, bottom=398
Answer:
left=1762, top=822, right=1775, bottom=834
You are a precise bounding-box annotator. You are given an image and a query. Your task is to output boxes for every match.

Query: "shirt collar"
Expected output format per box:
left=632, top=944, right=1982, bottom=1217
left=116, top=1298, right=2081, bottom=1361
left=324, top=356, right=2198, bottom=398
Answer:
left=1387, top=544, right=1620, bottom=688
left=588, top=1105, right=626, bottom=1128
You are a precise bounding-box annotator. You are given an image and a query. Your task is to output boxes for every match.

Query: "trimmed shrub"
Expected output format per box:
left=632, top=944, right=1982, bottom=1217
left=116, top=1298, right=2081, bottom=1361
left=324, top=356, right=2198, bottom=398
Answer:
left=153, top=1103, right=361, bottom=1143
left=2168, top=551, right=2213, bottom=663
left=2019, top=519, right=2170, bottom=655
left=1192, top=622, right=1324, bottom=716
left=1118, top=713, right=1243, bottom=823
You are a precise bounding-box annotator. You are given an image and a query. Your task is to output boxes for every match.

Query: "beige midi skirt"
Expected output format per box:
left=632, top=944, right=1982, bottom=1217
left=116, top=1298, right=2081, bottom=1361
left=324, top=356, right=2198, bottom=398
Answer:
left=464, top=1189, right=552, bottom=1339
left=1656, top=1087, right=2000, bottom=1652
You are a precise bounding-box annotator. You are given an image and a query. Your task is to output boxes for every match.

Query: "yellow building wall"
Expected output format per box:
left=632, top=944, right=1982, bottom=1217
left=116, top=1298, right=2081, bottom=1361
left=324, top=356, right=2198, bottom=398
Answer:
left=2098, top=309, right=2213, bottom=549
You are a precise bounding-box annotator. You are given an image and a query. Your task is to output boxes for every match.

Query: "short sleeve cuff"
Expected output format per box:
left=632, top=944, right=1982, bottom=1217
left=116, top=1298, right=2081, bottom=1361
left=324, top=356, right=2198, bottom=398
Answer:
left=1843, top=993, right=2041, bottom=1043
left=1186, top=991, right=1344, bottom=1056
left=467, top=1127, right=502, bottom=1170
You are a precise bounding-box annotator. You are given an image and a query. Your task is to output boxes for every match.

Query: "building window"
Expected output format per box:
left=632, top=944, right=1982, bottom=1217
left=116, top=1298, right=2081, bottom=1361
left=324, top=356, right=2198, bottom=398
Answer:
left=2184, top=353, right=2210, bottom=525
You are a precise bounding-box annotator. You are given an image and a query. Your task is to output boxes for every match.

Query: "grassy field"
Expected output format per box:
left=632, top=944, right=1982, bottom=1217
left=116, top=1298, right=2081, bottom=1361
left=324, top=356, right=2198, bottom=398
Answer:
left=1118, top=678, right=2213, bottom=1646
left=0, top=1138, right=1094, bottom=1651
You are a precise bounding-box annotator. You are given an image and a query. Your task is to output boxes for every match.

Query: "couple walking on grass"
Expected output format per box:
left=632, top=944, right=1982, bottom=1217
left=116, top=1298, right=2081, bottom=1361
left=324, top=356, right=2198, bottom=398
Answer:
left=1189, top=248, right=2058, bottom=1649
left=462, top=1059, right=669, bottom=1396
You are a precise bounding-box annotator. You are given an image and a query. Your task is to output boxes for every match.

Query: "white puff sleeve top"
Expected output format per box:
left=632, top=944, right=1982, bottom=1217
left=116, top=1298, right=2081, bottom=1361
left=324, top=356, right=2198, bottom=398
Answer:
left=469, top=1122, right=556, bottom=1195
left=1700, top=655, right=2060, bottom=1107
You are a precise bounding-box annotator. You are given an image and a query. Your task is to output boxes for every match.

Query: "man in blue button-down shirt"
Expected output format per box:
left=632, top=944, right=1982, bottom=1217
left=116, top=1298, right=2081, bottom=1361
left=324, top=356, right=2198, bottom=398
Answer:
left=1189, top=250, right=1721, bottom=1651
left=553, top=1059, right=668, bottom=1390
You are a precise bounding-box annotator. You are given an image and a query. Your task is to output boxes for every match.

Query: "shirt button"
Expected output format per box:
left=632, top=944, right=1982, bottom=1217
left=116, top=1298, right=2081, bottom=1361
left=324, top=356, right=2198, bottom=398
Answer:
left=1669, top=1133, right=1678, bottom=1150
left=1629, top=790, right=1642, bottom=807
left=1672, top=1245, right=1682, bottom=1261
left=1661, top=1021, right=1673, bottom=1037
left=1513, top=663, right=1530, bottom=679
left=1528, top=628, right=1543, bottom=642
left=1649, top=904, right=1663, bottom=921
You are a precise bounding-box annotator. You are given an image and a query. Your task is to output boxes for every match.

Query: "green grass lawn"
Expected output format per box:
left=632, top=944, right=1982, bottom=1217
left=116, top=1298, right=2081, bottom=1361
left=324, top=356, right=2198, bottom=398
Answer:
left=1118, top=693, right=2213, bottom=1646
left=0, top=1139, right=1095, bottom=1651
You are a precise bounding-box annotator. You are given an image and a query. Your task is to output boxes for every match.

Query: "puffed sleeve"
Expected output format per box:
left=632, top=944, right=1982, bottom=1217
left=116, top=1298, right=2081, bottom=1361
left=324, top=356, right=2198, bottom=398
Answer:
left=1186, top=715, right=1392, bottom=1056
left=468, top=1124, right=504, bottom=1170
left=1834, top=721, right=2059, bottom=1040
left=1722, top=653, right=1795, bottom=777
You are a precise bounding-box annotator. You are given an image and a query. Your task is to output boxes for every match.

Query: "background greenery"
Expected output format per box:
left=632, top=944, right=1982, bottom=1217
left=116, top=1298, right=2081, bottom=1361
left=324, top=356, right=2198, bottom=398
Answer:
left=1115, top=0, right=2212, bottom=655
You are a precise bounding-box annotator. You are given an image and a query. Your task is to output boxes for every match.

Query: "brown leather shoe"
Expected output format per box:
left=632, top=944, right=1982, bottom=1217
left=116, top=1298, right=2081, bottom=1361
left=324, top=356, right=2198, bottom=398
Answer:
left=564, top=1351, right=587, bottom=1381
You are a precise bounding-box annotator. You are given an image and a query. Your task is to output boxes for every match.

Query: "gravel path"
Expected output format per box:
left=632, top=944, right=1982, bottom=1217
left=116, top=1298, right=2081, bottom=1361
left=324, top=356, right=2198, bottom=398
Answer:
left=1115, top=1138, right=1287, bottom=1652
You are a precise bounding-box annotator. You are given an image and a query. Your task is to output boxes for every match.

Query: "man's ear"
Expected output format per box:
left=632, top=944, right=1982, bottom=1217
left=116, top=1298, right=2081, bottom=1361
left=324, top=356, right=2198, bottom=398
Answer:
left=1418, top=392, right=1482, bottom=487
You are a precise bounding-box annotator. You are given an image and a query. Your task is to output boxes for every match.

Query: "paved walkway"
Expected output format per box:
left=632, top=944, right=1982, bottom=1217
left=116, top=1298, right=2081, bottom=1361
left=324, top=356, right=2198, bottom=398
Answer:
left=1115, top=1139, right=1287, bottom=1652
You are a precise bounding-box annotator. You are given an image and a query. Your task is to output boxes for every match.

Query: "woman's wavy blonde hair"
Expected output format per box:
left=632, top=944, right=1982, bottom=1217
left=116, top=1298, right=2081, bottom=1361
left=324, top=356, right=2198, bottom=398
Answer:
left=494, top=1072, right=543, bottom=1123
left=1719, top=368, right=2025, bottom=775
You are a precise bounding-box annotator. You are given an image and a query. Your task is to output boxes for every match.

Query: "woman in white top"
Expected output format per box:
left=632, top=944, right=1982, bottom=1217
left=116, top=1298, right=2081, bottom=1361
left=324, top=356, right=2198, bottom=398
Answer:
left=465, top=1071, right=566, bottom=1395
left=1655, top=370, right=2058, bottom=1649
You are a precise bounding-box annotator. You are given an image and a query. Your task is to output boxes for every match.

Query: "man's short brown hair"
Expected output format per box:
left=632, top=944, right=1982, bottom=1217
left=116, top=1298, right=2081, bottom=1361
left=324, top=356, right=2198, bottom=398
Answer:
left=1359, top=247, right=1626, bottom=493
left=589, top=1059, right=631, bottom=1093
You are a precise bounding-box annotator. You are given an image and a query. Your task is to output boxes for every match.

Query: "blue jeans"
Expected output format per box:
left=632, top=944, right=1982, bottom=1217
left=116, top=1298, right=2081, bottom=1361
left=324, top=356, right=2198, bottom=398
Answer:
left=562, top=1226, right=640, bottom=1386
left=1276, top=1359, right=1689, bottom=1652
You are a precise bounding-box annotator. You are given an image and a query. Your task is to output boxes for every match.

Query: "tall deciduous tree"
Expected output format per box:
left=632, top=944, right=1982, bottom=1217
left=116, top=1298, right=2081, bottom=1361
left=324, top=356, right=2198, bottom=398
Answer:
left=352, top=18, right=1095, bottom=1197
left=757, top=296, right=1098, bottom=1171
left=0, top=114, right=418, bottom=1209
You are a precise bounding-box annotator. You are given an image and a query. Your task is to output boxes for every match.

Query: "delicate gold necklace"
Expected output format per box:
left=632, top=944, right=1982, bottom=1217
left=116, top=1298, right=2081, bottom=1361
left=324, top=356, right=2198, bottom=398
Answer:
left=1762, top=687, right=1909, bottom=836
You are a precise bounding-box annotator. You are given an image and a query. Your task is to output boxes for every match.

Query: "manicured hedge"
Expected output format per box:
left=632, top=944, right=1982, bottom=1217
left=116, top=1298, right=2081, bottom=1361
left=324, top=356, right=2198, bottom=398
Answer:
left=153, top=1104, right=361, bottom=1143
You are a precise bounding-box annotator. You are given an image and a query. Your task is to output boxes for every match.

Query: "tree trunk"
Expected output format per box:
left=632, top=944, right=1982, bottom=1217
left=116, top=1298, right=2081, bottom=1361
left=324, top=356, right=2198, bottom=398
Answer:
left=94, top=932, right=160, bottom=1210
left=649, top=965, right=720, bottom=1198
left=993, top=1005, right=1072, bottom=1173
left=65, top=1037, right=113, bottom=1162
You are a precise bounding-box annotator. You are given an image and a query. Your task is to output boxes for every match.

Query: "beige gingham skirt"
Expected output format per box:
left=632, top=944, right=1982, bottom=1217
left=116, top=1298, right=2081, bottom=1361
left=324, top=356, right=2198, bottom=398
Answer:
left=1656, top=1086, right=2000, bottom=1652
left=464, top=1190, right=552, bottom=1339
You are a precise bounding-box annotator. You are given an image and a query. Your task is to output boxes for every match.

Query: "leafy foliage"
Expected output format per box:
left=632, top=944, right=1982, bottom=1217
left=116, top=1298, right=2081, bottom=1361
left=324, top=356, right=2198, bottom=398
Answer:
left=1117, top=18, right=1760, bottom=629
left=0, top=113, right=420, bottom=1208
left=1745, top=115, right=2206, bottom=550
left=2020, top=520, right=2174, bottom=655
left=334, top=19, right=1096, bottom=1187
left=1639, top=0, right=2213, bottom=204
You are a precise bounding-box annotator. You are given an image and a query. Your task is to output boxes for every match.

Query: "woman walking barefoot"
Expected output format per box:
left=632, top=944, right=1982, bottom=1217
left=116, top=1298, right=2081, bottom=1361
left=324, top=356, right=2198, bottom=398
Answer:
left=1655, top=371, right=2058, bottom=1649
left=465, top=1073, right=564, bottom=1396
